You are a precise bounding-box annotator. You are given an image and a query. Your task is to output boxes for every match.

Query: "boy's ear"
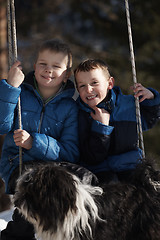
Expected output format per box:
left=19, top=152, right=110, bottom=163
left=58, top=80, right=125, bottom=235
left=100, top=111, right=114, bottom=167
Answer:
left=108, top=77, right=114, bottom=89
left=63, top=69, right=72, bottom=83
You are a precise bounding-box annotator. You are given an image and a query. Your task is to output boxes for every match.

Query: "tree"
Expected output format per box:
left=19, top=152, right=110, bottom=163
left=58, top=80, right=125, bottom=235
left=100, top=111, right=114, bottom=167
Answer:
left=0, top=0, right=11, bottom=212
left=0, top=0, right=8, bottom=78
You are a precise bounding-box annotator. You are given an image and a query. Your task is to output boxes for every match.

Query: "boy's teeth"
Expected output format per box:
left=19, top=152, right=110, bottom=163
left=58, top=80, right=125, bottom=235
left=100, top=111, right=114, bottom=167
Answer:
left=87, top=95, right=96, bottom=99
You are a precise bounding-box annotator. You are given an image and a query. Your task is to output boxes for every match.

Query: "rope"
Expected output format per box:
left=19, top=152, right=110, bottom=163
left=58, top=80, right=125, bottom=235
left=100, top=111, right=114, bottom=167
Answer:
left=7, top=0, right=12, bottom=67
left=7, top=0, right=23, bottom=175
left=124, top=0, right=145, bottom=158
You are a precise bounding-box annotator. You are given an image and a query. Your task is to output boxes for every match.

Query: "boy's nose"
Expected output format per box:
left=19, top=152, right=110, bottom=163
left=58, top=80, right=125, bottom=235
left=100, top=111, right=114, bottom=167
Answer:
left=45, top=66, right=52, bottom=72
left=86, top=85, right=93, bottom=93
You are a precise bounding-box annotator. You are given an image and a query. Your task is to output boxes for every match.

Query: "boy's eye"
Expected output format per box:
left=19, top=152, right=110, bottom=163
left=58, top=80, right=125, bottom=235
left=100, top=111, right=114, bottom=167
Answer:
left=79, top=84, right=85, bottom=88
left=92, top=81, right=98, bottom=85
left=53, top=65, right=61, bottom=69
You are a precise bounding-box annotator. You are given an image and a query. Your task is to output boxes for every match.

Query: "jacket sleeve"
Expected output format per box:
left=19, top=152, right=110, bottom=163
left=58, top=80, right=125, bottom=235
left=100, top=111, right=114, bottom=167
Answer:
left=0, top=79, right=21, bottom=134
left=79, top=110, right=114, bottom=165
left=26, top=102, right=79, bottom=163
left=140, top=88, right=160, bottom=130
left=107, top=149, right=142, bottom=172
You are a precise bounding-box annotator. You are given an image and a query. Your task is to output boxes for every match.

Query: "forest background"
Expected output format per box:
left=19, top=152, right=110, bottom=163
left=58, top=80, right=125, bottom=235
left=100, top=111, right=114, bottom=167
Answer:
left=0, top=0, right=160, bottom=211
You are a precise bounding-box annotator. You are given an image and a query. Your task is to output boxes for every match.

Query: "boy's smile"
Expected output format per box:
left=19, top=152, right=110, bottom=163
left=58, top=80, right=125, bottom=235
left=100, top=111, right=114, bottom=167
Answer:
left=76, top=68, right=114, bottom=108
left=87, top=95, right=97, bottom=100
left=41, top=75, right=54, bottom=81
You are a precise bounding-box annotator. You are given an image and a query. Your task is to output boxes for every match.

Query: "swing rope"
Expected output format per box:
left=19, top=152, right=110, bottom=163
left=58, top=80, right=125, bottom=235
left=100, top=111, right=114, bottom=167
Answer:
left=124, top=0, right=145, bottom=158
left=7, top=0, right=23, bottom=175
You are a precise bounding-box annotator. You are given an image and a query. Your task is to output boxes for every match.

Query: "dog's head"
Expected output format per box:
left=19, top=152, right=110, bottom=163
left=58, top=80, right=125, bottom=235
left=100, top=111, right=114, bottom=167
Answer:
left=14, top=163, right=103, bottom=240
left=14, top=164, right=78, bottom=231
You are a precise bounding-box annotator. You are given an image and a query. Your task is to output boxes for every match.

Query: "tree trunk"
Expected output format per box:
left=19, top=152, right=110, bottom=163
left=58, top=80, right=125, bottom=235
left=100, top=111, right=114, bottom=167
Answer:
left=0, top=0, right=8, bottom=78
left=0, top=0, right=11, bottom=213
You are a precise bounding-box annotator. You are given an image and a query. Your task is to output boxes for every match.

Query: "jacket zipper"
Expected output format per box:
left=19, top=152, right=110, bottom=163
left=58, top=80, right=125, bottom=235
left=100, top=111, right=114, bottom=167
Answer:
left=36, top=86, right=65, bottom=133
left=38, top=104, right=45, bottom=133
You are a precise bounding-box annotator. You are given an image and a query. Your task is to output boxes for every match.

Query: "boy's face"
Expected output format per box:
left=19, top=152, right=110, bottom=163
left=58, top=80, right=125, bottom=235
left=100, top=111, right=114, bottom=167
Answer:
left=76, top=68, right=114, bottom=108
left=34, top=50, right=69, bottom=97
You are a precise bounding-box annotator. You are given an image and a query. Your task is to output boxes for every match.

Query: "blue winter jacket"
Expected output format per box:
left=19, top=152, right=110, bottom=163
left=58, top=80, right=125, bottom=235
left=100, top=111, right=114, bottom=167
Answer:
left=77, top=86, right=160, bottom=174
left=0, top=72, right=79, bottom=193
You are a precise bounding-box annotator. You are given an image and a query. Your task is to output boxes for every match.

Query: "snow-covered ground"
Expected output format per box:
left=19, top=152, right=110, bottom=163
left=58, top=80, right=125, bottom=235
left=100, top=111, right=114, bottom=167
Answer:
left=0, top=208, right=14, bottom=232
left=0, top=208, right=40, bottom=239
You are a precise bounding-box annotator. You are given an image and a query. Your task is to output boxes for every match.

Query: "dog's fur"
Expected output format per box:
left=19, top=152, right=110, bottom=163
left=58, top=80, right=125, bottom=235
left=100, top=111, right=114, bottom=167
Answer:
left=14, top=160, right=160, bottom=240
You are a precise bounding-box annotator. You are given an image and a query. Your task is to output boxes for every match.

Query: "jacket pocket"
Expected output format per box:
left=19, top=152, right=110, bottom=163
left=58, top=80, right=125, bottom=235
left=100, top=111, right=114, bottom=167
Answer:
left=8, top=152, right=24, bottom=165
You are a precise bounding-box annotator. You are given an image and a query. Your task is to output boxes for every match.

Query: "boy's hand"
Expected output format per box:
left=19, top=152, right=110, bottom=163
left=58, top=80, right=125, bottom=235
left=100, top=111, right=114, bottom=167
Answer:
left=7, top=61, right=24, bottom=88
left=13, top=129, right=33, bottom=150
left=90, top=106, right=110, bottom=125
left=131, top=83, right=154, bottom=103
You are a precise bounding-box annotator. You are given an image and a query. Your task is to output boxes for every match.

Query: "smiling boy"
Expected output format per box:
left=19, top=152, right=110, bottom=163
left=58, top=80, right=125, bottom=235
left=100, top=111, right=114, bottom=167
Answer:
left=74, top=59, right=160, bottom=184
left=0, top=39, right=79, bottom=240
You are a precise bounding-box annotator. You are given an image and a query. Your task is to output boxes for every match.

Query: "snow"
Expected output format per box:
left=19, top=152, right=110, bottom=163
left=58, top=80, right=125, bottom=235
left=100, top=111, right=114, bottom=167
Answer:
left=0, top=208, right=14, bottom=232
left=0, top=208, right=40, bottom=239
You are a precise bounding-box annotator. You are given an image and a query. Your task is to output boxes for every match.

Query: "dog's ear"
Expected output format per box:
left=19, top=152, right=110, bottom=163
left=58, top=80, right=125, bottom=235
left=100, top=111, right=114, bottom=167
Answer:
left=59, top=162, right=99, bottom=185
left=14, top=168, right=37, bottom=215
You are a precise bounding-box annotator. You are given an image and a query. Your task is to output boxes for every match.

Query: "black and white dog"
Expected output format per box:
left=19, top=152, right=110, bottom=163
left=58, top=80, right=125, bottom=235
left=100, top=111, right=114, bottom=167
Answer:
left=14, top=160, right=160, bottom=240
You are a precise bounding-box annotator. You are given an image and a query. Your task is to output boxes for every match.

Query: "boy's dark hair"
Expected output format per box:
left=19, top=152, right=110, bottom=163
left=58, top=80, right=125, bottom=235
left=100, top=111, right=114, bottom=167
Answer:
left=74, top=59, right=111, bottom=84
left=37, top=39, right=72, bottom=69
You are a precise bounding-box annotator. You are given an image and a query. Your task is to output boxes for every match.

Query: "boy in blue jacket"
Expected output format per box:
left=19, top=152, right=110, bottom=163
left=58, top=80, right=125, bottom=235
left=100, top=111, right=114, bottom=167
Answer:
left=0, top=39, right=79, bottom=240
left=74, top=59, right=160, bottom=184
